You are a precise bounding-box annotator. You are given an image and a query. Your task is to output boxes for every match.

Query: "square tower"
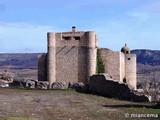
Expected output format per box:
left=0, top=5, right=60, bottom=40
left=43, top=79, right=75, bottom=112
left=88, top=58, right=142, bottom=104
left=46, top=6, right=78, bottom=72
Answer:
left=38, top=27, right=98, bottom=88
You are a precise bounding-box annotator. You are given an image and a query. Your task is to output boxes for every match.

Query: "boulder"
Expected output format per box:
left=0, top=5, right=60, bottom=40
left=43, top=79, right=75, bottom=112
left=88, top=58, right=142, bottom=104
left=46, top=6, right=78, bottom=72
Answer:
left=9, top=80, right=25, bottom=88
left=51, top=82, right=66, bottom=89
left=0, top=79, right=9, bottom=87
left=26, top=79, right=37, bottom=89
left=37, top=81, right=49, bottom=89
left=0, top=71, right=14, bottom=84
left=0, top=70, right=14, bottom=88
left=68, top=82, right=87, bottom=92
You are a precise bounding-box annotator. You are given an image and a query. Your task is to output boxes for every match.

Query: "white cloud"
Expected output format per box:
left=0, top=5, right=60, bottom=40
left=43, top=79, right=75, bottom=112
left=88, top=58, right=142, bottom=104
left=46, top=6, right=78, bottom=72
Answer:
left=0, top=22, right=57, bottom=53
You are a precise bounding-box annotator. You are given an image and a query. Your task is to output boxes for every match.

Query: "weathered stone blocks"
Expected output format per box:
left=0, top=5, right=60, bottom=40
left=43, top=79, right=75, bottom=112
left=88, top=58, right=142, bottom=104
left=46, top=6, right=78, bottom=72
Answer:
left=68, top=82, right=86, bottom=91
left=37, top=81, right=49, bottom=89
left=38, top=28, right=97, bottom=87
left=51, top=82, right=66, bottom=89
left=89, top=74, right=150, bottom=102
left=26, top=79, right=37, bottom=89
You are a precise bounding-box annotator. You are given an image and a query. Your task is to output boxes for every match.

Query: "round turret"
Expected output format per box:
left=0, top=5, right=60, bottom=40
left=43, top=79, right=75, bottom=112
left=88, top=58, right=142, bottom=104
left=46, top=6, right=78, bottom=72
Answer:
left=121, top=44, right=130, bottom=54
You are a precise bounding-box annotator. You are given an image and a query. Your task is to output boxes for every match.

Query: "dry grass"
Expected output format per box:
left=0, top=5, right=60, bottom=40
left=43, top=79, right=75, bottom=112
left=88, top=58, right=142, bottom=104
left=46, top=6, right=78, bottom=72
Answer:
left=0, top=88, right=159, bottom=120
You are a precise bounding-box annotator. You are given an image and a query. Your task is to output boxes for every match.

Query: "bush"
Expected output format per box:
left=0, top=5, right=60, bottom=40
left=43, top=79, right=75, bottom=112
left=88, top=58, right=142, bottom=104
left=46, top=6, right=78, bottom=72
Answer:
left=96, top=50, right=105, bottom=73
left=0, top=70, right=14, bottom=83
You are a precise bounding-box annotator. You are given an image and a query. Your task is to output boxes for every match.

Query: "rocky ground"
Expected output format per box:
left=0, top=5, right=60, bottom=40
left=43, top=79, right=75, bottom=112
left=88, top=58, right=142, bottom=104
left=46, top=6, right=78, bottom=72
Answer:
left=0, top=88, right=159, bottom=120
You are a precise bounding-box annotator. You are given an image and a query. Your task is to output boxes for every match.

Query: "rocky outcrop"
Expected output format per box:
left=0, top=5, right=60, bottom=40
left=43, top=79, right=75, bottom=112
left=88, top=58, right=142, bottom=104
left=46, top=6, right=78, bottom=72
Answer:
left=89, top=74, right=150, bottom=102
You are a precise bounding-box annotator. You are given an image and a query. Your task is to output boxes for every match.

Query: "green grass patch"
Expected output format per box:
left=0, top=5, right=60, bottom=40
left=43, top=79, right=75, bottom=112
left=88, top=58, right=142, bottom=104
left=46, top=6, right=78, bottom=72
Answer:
left=127, top=107, right=160, bottom=114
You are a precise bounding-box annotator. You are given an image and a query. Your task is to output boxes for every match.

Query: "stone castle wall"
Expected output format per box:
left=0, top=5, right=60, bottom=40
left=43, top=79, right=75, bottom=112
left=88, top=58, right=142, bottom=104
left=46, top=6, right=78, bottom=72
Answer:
left=98, top=48, right=121, bottom=81
left=38, top=54, right=47, bottom=81
left=38, top=28, right=97, bottom=86
left=98, top=48, right=137, bottom=90
left=38, top=27, right=136, bottom=90
left=89, top=74, right=149, bottom=102
left=56, top=46, right=88, bottom=84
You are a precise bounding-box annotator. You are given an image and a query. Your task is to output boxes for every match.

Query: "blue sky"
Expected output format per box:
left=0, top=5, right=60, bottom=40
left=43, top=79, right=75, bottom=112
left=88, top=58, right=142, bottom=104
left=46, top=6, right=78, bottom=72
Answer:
left=0, top=0, right=160, bottom=53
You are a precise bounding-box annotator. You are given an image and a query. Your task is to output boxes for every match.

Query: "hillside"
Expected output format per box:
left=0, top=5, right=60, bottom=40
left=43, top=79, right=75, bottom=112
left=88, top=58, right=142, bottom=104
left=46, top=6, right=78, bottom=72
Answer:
left=131, top=49, right=160, bottom=66
left=0, top=53, right=42, bottom=68
left=131, top=49, right=160, bottom=85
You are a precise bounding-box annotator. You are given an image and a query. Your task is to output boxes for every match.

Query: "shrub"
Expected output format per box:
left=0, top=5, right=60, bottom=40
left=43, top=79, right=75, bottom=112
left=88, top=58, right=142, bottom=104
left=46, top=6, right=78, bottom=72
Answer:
left=96, top=50, right=105, bottom=73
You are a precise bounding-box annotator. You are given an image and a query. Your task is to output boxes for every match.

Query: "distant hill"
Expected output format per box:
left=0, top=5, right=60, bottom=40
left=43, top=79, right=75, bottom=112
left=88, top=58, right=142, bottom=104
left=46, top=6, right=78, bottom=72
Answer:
left=0, top=53, right=42, bottom=68
left=131, top=49, right=160, bottom=84
left=131, top=49, right=160, bottom=65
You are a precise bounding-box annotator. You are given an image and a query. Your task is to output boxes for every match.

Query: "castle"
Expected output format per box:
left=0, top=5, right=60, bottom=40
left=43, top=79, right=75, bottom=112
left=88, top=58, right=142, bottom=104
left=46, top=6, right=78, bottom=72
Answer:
left=38, top=27, right=137, bottom=90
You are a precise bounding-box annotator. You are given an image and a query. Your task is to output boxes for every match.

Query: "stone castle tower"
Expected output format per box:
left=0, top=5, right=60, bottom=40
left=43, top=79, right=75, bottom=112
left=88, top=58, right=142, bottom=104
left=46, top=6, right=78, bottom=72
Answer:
left=38, top=27, right=98, bottom=88
left=98, top=44, right=137, bottom=90
left=38, top=27, right=136, bottom=90
left=121, top=44, right=137, bottom=90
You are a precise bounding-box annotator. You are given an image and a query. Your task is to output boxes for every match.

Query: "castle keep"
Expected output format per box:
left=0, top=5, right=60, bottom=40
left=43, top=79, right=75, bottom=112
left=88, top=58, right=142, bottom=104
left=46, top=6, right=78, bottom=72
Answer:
left=38, top=27, right=98, bottom=88
left=38, top=27, right=137, bottom=90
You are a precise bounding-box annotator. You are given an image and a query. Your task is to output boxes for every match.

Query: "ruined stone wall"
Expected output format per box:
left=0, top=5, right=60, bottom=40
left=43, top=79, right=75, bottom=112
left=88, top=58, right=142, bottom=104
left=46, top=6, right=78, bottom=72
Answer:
left=89, top=74, right=149, bottom=102
left=98, top=48, right=121, bottom=81
left=125, top=54, right=137, bottom=90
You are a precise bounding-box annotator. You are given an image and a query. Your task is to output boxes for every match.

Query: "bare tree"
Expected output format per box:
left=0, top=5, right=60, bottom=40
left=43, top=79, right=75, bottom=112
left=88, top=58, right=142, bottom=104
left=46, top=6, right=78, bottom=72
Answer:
left=142, top=72, right=160, bottom=102
left=0, top=70, right=14, bottom=83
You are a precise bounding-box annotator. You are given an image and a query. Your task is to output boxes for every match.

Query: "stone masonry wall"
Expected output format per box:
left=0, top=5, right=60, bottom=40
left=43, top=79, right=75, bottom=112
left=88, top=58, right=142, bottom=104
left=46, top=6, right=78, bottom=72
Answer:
left=38, top=29, right=97, bottom=86
left=98, top=48, right=121, bottom=81
left=89, top=74, right=149, bottom=102
left=78, top=47, right=88, bottom=83
left=56, top=46, right=88, bottom=84
left=56, top=46, right=79, bottom=84
left=38, top=54, right=47, bottom=81
left=38, top=47, right=88, bottom=84
left=98, top=48, right=137, bottom=90
left=125, top=54, right=137, bottom=90
left=120, top=52, right=125, bottom=82
left=55, top=31, right=96, bottom=84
